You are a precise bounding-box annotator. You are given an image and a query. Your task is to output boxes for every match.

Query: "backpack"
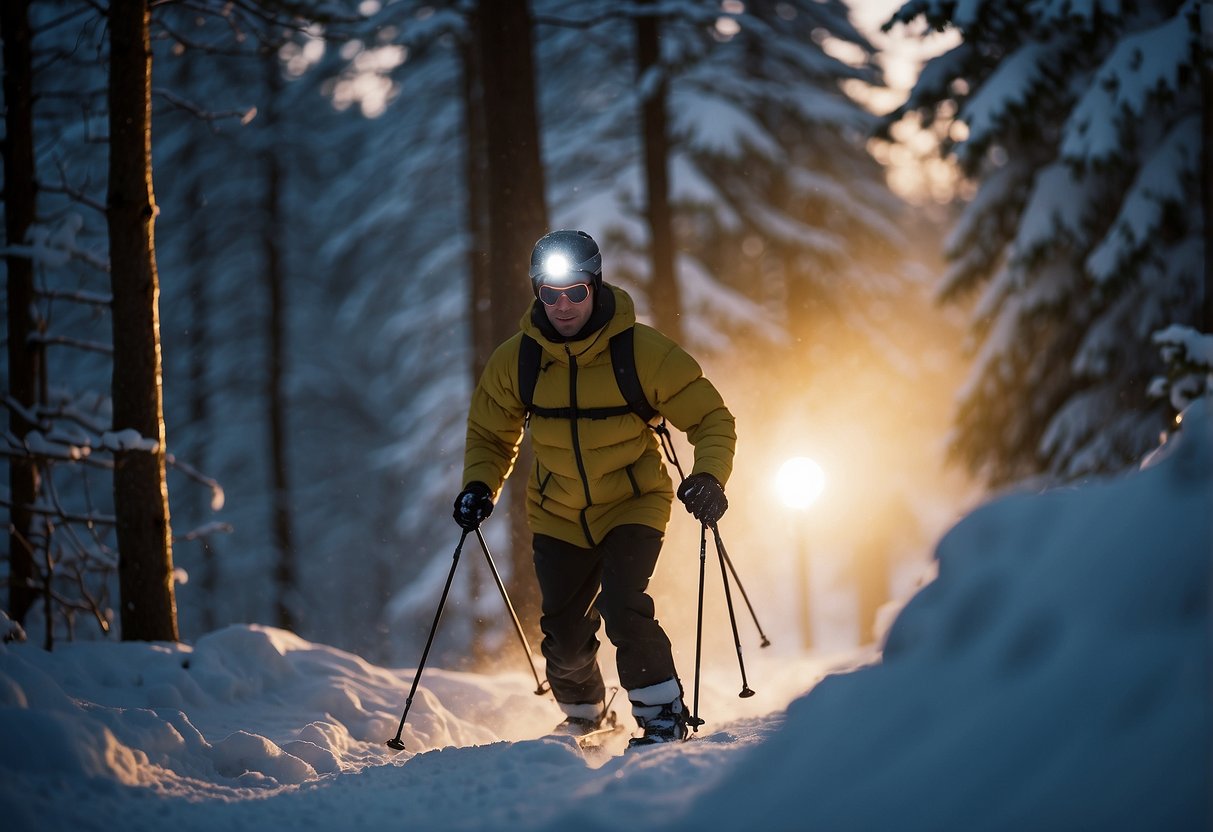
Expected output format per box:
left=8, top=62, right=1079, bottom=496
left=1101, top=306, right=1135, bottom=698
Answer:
left=517, top=327, right=658, bottom=425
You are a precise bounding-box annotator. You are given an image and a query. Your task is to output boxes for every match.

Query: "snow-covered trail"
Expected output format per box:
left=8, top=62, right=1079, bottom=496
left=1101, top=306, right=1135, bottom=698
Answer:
left=0, top=623, right=844, bottom=832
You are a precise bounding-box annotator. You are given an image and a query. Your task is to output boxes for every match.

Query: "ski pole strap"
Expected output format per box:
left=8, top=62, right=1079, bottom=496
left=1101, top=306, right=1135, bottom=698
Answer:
left=654, top=420, right=686, bottom=481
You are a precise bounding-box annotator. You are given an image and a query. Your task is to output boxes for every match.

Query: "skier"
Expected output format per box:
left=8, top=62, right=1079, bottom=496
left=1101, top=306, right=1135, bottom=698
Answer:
left=452, top=229, right=735, bottom=748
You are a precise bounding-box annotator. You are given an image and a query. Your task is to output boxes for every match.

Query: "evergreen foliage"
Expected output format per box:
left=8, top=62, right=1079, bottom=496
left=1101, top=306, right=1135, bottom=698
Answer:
left=884, top=0, right=1205, bottom=485
left=536, top=0, right=906, bottom=352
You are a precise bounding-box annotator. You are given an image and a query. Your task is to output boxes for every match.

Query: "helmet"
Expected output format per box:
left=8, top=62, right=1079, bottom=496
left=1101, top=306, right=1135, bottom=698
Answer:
left=528, top=230, right=602, bottom=298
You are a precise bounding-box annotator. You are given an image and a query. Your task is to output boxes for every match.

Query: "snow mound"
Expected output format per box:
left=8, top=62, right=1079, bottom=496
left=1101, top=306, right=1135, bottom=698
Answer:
left=0, top=621, right=559, bottom=798
left=674, top=398, right=1212, bottom=831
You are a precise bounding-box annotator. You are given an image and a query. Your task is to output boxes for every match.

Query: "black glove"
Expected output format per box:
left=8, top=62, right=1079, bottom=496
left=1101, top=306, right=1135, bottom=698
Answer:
left=677, top=473, right=728, bottom=526
left=453, top=481, right=494, bottom=530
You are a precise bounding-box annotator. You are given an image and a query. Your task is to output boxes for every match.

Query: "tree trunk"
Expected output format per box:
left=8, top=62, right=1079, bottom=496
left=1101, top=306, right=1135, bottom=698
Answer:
left=166, top=42, right=220, bottom=636
left=475, top=0, right=549, bottom=637
left=107, top=0, right=178, bottom=642
left=184, top=157, right=219, bottom=634
left=186, top=183, right=220, bottom=634
left=1202, top=38, right=1211, bottom=333
left=262, top=52, right=297, bottom=633
left=463, top=13, right=493, bottom=386
left=2, top=0, right=41, bottom=625
left=636, top=0, right=683, bottom=342
left=461, top=18, right=490, bottom=662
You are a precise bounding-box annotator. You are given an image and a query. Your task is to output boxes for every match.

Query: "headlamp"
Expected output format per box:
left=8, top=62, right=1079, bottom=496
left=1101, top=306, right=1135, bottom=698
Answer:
left=545, top=254, right=571, bottom=278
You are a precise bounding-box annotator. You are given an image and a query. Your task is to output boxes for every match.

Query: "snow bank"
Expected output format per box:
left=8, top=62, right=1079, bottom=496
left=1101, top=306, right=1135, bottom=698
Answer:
left=666, top=399, right=1212, bottom=832
left=0, top=622, right=557, bottom=800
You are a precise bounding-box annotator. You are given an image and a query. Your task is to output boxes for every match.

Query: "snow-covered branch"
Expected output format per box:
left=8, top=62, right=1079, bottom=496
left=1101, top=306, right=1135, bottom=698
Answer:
left=0, top=212, right=109, bottom=271
left=1150, top=325, right=1213, bottom=412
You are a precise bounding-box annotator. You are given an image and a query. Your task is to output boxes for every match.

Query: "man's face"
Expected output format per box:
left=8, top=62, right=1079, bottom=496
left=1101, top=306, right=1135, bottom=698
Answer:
left=541, top=282, right=594, bottom=338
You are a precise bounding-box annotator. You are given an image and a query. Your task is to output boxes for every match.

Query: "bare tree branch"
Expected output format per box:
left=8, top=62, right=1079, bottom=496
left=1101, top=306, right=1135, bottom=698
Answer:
left=175, top=521, right=234, bottom=542
left=40, top=160, right=109, bottom=214
left=0, top=498, right=116, bottom=527
left=36, top=287, right=112, bottom=307
left=153, top=86, right=256, bottom=124
left=29, top=333, right=114, bottom=355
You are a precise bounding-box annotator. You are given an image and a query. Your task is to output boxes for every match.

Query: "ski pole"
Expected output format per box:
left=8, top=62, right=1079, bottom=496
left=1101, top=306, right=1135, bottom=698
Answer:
left=386, top=530, right=470, bottom=751
left=474, top=528, right=550, bottom=696
left=711, top=523, right=771, bottom=648
left=688, top=523, right=708, bottom=733
left=713, top=525, right=755, bottom=698
left=656, top=421, right=771, bottom=647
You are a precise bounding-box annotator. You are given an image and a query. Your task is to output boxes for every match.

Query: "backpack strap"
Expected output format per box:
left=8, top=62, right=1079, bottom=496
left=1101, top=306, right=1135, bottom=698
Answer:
left=517, top=327, right=659, bottom=424
left=518, top=334, right=542, bottom=414
left=609, top=327, right=659, bottom=424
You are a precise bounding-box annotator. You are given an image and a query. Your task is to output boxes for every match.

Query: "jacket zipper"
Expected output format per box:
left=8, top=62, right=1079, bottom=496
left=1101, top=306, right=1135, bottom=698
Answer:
left=566, top=346, right=595, bottom=547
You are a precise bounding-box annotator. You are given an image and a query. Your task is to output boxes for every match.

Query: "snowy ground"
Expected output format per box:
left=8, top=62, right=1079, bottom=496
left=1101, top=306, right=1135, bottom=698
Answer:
left=0, top=623, right=848, bottom=831
left=2, top=401, right=1210, bottom=831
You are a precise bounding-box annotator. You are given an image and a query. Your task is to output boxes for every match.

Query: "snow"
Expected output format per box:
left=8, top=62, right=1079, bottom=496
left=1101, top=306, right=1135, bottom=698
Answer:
left=960, top=40, right=1055, bottom=150
left=3, top=399, right=1209, bottom=830
left=1085, top=115, right=1201, bottom=285
left=1013, top=162, right=1094, bottom=257
left=1154, top=326, right=1213, bottom=369
left=1151, top=325, right=1213, bottom=411
left=2, top=213, right=108, bottom=272
left=669, top=89, right=781, bottom=159
left=99, top=429, right=160, bottom=453
left=1061, top=0, right=1197, bottom=166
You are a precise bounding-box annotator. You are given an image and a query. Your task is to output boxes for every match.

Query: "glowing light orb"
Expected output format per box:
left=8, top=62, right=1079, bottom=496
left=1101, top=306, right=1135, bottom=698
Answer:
left=775, top=457, right=825, bottom=510
left=545, top=253, right=570, bottom=277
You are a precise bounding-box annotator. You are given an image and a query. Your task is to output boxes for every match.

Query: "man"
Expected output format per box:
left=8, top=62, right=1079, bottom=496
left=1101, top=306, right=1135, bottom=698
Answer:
left=453, top=229, right=734, bottom=747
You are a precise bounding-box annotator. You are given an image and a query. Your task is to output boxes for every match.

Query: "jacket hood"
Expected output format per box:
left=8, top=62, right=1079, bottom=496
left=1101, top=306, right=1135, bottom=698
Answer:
left=520, top=283, right=637, bottom=363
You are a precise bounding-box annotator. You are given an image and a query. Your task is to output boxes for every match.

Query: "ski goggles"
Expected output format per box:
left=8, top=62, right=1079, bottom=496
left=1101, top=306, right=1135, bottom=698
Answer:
left=538, top=282, right=591, bottom=306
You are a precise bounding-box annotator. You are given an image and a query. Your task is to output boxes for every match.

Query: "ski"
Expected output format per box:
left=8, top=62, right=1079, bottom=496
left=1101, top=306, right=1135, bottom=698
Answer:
left=544, top=709, right=627, bottom=748
left=542, top=687, right=629, bottom=750
left=572, top=710, right=628, bottom=750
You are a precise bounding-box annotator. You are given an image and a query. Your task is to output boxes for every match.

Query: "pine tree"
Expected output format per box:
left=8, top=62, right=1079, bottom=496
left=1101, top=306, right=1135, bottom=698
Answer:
left=884, top=0, right=1204, bottom=485
left=534, top=1, right=904, bottom=353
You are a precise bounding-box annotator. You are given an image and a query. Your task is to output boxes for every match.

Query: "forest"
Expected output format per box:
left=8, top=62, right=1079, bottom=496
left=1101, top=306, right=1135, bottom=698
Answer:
left=2, top=0, right=1208, bottom=671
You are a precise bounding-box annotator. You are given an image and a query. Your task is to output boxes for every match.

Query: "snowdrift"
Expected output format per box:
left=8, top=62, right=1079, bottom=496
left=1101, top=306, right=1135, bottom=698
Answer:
left=667, top=400, right=1212, bottom=832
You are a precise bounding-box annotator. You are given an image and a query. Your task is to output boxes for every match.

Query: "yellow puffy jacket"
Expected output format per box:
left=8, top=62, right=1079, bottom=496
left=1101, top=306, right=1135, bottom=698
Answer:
left=462, top=284, right=736, bottom=547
